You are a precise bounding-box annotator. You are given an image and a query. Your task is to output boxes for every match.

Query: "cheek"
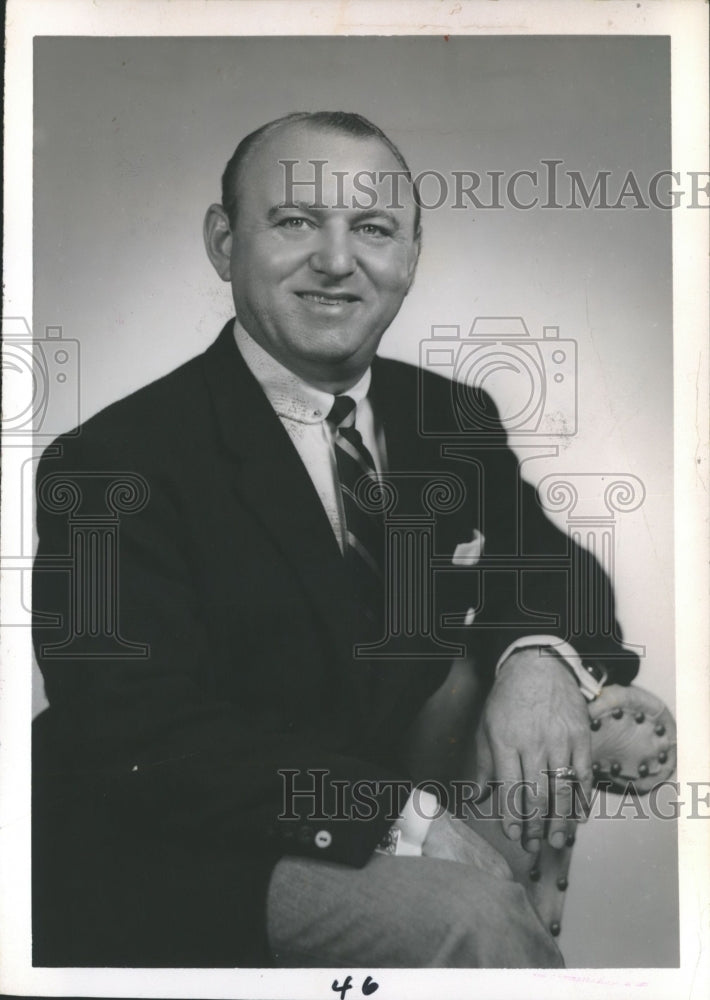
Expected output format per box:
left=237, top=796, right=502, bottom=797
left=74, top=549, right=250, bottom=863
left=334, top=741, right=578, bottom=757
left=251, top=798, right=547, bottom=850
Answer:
left=363, top=244, right=417, bottom=289
left=232, top=237, right=306, bottom=293
left=369, top=256, right=415, bottom=295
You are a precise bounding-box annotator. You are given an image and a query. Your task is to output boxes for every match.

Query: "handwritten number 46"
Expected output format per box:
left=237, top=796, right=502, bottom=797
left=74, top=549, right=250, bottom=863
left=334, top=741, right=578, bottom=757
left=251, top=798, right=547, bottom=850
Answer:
left=332, top=974, right=379, bottom=999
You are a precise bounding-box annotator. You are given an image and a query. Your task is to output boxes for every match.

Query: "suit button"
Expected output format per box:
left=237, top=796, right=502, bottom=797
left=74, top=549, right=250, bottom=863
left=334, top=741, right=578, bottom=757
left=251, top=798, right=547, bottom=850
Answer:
left=315, top=830, right=332, bottom=849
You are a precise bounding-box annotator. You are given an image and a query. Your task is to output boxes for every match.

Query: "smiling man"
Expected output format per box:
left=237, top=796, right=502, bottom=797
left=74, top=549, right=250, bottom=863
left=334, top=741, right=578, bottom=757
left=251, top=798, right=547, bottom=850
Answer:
left=32, top=112, right=640, bottom=969
left=203, top=118, right=420, bottom=392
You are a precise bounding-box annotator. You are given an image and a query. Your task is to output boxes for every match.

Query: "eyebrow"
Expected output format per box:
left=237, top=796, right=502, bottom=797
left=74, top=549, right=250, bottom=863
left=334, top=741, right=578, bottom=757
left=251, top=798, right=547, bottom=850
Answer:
left=267, top=201, right=402, bottom=230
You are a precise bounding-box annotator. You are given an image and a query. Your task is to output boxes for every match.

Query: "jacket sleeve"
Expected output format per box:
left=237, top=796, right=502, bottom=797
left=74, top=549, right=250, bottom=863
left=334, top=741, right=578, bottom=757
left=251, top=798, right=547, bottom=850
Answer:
left=432, top=378, right=640, bottom=687
left=33, top=433, right=407, bottom=868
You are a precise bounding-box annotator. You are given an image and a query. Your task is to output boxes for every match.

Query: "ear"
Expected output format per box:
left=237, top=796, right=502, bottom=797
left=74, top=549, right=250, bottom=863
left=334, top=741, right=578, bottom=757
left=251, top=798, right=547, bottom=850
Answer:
left=203, top=203, right=233, bottom=281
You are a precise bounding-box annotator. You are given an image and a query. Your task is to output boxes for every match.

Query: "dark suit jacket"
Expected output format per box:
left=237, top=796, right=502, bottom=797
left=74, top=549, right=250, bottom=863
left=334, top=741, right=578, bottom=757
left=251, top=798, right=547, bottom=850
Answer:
left=32, top=321, right=638, bottom=967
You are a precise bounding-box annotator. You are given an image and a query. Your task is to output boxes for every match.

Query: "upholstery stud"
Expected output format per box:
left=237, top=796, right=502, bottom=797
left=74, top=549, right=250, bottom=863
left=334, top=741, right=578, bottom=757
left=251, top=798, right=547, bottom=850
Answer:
left=655, top=723, right=666, bottom=736
left=590, top=718, right=602, bottom=731
left=550, top=921, right=561, bottom=937
left=610, top=762, right=621, bottom=777
left=638, top=762, right=649, bottom=778
left=557, top=876, right=568, bottom=891
left=658, top=750, right=668, bottom=764
left=634, top=711, right=645, bottom=723
left=612, top=707, right=624, bottom=719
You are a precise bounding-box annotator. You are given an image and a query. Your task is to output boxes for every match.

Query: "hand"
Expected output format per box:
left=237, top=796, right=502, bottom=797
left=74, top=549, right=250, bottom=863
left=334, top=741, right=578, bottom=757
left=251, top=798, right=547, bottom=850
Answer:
left=422, top=811, right=514, bottom=881
left=473, top=648, right=592, bottom=852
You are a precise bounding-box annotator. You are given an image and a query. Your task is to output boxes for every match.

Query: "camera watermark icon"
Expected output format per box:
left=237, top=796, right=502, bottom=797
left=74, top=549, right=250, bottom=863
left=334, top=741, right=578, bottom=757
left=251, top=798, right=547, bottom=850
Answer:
left=419, top=317, right=578, bottom=438
left=1, top=316, right=80, bottom=439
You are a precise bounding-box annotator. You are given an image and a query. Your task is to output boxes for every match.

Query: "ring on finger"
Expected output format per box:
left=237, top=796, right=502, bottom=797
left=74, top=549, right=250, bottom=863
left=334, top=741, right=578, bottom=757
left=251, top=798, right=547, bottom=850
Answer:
left=550, top=766, right=577, bottom=780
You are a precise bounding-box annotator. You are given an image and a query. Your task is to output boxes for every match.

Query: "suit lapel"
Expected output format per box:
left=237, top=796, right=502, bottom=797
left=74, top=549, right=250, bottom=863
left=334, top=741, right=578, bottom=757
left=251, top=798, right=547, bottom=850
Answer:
left=201, top=324, right=351, bottom=662
left=370, top=355, right=426, bottom=475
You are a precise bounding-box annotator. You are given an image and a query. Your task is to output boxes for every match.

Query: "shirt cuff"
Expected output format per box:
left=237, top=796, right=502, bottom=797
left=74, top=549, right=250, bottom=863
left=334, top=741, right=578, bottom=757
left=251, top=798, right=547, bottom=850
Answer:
left=494, top=635, right=608, bottom=701
left=374, top=788, right=440, bottom=856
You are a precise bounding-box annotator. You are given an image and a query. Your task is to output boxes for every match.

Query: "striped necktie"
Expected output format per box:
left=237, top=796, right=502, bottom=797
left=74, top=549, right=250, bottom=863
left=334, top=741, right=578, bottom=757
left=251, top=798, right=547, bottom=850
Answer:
left=327, top=395, right=385, bottom=634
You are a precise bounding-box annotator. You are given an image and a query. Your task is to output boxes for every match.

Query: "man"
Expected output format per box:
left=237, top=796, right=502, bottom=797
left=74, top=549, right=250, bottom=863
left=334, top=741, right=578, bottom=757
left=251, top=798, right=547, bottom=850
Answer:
left=32, top=111, right=639, bottom=968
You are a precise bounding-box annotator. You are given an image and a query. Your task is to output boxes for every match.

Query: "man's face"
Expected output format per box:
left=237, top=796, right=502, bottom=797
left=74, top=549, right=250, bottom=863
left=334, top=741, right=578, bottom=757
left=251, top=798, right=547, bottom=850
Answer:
left=224, top=124, right=420, bottom=388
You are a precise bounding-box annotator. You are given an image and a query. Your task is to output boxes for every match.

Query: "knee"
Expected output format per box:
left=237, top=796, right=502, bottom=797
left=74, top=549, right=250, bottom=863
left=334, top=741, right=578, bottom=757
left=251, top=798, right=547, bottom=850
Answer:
left=445, top=878, right=565, bottom=968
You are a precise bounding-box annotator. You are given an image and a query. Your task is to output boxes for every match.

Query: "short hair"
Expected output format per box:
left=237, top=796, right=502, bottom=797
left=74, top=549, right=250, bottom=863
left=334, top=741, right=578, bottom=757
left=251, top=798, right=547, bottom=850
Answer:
left=220, top=110, right=421, bottom=236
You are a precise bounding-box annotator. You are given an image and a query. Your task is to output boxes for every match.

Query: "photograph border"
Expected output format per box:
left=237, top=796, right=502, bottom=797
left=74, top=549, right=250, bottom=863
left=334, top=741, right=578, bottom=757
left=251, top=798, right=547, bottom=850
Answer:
left=2, top=2, right=708, bottom=998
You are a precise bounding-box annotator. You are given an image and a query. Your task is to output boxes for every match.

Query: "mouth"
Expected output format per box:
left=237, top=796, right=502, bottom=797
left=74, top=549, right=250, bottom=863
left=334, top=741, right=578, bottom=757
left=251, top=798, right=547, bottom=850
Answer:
left=295, top=291, right=360, bottom=307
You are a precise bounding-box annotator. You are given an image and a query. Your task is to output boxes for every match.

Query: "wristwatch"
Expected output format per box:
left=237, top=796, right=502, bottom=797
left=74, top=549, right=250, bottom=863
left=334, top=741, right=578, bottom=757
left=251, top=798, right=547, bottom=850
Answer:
left=543, top=640, right=608, bottom=701
left=495, top=636, right=608, bottom=701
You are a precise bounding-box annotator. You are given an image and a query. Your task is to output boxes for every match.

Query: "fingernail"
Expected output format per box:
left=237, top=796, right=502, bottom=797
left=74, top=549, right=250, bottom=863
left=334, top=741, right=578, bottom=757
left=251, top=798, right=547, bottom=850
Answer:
left=526, top=838, right=541, bottom=855
left=508, top=823, right=521, bottom=841
left=551, top=831, right=566, bottom=849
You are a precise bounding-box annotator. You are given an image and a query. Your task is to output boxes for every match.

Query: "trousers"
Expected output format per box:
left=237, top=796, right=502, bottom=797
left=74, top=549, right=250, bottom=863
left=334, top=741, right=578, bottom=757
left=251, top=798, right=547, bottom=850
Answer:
left=266, top=850, right=565, bottom=968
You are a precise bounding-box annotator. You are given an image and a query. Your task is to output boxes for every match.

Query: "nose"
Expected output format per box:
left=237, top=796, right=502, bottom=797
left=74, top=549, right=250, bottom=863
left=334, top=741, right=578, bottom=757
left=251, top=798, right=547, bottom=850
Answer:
left=309, top=223, right=356, bottom=279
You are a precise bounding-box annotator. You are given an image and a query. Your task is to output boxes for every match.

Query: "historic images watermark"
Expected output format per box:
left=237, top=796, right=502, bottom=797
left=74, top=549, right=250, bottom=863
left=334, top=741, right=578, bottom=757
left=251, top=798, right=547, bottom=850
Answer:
left=2, top=316, right=150, bottom=657
left=279, top=160, right=710, bottom=212
left=277, top=769, right=710, bottom=824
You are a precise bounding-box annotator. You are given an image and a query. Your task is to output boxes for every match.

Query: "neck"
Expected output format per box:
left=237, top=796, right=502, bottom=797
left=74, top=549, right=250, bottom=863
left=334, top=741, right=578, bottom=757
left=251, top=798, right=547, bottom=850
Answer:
left=298, top=368, right=369, bottom=395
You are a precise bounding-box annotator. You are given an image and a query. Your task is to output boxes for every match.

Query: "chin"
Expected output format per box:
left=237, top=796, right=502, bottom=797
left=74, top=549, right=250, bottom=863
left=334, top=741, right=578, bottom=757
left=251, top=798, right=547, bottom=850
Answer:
left=301, top=332, right=375, bottom=364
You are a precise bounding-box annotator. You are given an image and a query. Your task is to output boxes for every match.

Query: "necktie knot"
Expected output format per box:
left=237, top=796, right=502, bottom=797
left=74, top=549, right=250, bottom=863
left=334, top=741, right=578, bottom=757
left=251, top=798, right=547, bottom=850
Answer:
left=327, top=395, right=357, bottom=429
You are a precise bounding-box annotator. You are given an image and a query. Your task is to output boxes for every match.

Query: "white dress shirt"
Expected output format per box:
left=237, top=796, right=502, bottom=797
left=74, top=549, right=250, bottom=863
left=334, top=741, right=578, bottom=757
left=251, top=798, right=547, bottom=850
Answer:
left=234, top=320, right=386, bottom=554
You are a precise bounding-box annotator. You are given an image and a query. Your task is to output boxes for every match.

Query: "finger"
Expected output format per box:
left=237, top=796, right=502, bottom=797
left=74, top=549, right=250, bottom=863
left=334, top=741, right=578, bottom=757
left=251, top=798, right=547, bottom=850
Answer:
left=519, top=752, right=549, bottom=853
left=490, top=743, right=524, bottom=843
left=570, top=729, right=593, bottom=823
left=545, top=756, right=577, bottom=849
left=471, top=731, right=495, bottom=803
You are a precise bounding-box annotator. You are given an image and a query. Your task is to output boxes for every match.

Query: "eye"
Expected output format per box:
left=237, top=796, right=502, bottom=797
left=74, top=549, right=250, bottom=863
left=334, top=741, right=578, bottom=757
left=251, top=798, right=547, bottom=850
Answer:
left=277, top=216, right=315, bottom=231
left=356, top=222, right=391, bottom=238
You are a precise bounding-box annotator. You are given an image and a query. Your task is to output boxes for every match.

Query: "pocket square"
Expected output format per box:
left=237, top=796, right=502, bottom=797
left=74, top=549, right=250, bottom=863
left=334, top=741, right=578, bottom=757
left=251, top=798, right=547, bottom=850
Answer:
left=452, top=529, right=485, bottom=566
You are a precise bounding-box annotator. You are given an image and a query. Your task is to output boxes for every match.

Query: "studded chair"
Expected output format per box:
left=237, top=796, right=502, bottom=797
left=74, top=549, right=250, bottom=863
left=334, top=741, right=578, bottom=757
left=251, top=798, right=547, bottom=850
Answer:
left=406, top=666, right=677, bottom=945
left=465, top=682, right=677, bottom=942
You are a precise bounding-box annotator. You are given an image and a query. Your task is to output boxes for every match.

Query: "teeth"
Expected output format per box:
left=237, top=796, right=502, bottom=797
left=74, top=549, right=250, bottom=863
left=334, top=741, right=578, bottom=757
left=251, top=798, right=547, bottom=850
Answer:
left=299, top=293, right=352, bottom=305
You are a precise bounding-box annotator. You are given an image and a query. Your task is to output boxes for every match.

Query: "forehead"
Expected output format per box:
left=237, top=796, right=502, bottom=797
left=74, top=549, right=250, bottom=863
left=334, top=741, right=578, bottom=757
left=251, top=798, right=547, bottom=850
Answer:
left=238, top=123, right=417, bottom=215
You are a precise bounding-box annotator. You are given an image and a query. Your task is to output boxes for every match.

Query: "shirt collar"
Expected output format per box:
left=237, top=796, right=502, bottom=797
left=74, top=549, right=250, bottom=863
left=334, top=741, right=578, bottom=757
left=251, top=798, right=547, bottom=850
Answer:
left=233, top=319, right=371, bottom=424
